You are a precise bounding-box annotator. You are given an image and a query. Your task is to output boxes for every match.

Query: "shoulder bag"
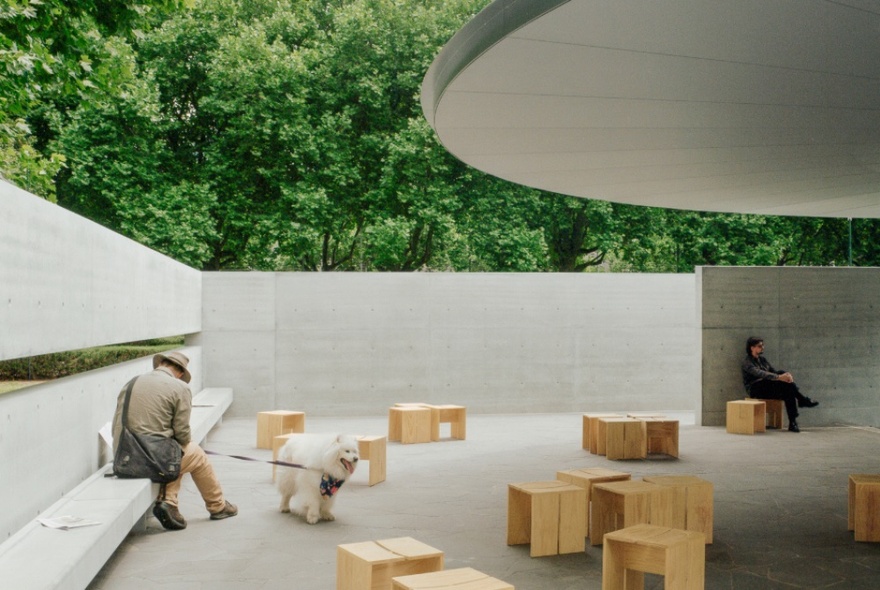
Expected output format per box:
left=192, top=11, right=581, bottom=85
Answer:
left=113, top=377, right=183, bottom=483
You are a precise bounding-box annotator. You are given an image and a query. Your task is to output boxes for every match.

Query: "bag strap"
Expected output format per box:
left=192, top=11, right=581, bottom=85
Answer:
left=120, top=377, right=139, bottom=429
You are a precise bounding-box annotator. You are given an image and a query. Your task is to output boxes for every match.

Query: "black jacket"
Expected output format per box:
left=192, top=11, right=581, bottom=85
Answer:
left=741, top=354, right=783, bottom=394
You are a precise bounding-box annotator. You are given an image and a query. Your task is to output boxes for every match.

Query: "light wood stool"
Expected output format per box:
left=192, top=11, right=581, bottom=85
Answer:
left=388, top=406, right=432, bottom=444
left=590, top=480, right=673, bottom=546
left=602, top=524, right=705, bottom=589
left=725, top=400, right=765, bottom=434
left=556, top=468, right=631, bottom=536
left=257, top=410, right=305, bottom=449
left=601, top=417, right=647, bottom=460
left=643, top=475, right=713, bottom=543
left=392, top=567, right=513, bottom=590
left=583, top=413, right=623, bottom=452
left=357, top=435, right=387, bottom=486
left=748, top=397, right=784, bottom=429
left=337, top=537, right=444, bottom=590
left=640, top=418, right=680, bottom=458
left=848, top=474, right=880, bottom=542
left=507, top=481, right=586, bottom=557
left=427, top=404, right=466, bottom=440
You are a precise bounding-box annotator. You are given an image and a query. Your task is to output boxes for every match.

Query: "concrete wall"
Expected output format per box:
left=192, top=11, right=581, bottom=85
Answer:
left=0, top=180, right=202, bottom=359
left=0, top=181, right=202, bottom=540
left=699, top=266, right=880, bottom=427
left=199, top=272, right=700, bottom=418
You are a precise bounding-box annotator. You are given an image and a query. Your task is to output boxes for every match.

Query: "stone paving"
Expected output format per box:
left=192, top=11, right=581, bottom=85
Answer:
left=88, top=413, right=880, bottom=589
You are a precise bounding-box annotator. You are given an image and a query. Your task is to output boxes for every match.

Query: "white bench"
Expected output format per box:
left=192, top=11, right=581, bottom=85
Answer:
left=0, top=387, right=233, bottom=590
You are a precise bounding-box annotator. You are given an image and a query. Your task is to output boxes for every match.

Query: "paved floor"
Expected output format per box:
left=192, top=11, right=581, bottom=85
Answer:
left=88, top=412, right=880, bottom=589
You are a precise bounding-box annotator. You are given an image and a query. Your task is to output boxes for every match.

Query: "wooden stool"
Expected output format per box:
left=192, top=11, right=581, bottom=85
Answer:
left=556, top=468, right=631, bottom=535
left=507, top=481, right=586, bottom=557
left=726, top=400, right=765, bottom=434
left=388, top=406, right=432, bottom=444
left=848, top=474, right=880, bottom=542
left=583, top=413, right=623, bottom=452
left=590, top=480, right=673, bottom=546
left=602, top=524, right=705, bottom=589
left=357, top=435, right=387, bottom=486
left=257, top=410, right=305, bottom=449
left=643, top=475, right=713, bottom=543
left=337, top=537, right=444, bottom=590
left=392, top=567, right=513, bottom=590
left=634, top=418, right=679, bottom=457
left=602, top=417, right=647, bottom=460
left=748, top=397, right=784, bottom=429
left=427, top=404, right=466, bottom=440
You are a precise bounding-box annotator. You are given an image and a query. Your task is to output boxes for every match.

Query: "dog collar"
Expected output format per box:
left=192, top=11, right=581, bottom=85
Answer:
left=320, top=473, right=345, bottom=497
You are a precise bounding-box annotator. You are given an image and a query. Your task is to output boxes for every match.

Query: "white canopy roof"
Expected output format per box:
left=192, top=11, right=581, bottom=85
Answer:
left=421, top=0, right=880, bottom=218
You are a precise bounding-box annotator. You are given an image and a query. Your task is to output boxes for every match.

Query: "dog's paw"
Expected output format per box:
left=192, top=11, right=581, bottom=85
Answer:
left=305, top=512, right=320, bottom=524
left=321, top=512, right=336, bottom=522
left=279, top=506, right=290, bottom=513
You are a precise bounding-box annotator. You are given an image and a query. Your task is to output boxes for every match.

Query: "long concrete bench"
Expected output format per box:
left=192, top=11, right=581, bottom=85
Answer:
left=0, top=387, right=233, bottom=590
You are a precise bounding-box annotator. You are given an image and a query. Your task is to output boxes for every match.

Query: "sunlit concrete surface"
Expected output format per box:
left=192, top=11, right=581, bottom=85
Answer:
left=90, top=413, right=880, bottom=589
left=422, top=0, right=880, bottom=218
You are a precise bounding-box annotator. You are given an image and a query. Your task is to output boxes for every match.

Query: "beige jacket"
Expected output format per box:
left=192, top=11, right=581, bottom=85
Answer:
left=112, top=366, right=192, bottom=453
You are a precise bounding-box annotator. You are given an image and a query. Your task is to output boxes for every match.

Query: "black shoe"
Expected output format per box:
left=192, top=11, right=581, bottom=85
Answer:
left=153, top=501, right=187, bottom=530
left=799, top=398, right=819, bottom=408
left=788, top=421, right=800, bottom=433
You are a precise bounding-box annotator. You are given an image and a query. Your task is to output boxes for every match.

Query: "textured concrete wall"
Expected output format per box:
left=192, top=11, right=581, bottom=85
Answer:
left=0, top=182, right=203, bottom=539
left=200, top=272, right=699, bottom=417
left=0, top=180, right=202, bottom=360
left=699, top=266, right=880, bottom=427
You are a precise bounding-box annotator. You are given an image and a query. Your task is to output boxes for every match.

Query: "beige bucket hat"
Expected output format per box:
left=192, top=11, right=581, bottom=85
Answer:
left=153, top=351, right=192, bottom=383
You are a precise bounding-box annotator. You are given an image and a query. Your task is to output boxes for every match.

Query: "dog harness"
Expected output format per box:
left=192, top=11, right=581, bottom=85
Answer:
left=320, top=473, right=345, bottom=497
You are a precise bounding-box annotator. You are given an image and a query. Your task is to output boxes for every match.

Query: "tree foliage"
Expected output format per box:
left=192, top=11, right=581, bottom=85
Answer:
left=4, top=0, right=879, bottom=271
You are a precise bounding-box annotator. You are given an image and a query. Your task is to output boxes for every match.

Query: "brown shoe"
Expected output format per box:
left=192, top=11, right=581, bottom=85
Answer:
left=153, top=501, right=187, bottom=530
left=210, top=501, right=238, bottom=520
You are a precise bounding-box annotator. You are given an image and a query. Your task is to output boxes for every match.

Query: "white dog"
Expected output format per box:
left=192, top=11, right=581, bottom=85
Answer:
left=276, top=433, right=359, bottom=524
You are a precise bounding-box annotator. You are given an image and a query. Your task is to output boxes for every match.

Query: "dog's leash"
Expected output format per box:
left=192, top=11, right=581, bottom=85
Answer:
left=204, top=449, right=313, bottom=471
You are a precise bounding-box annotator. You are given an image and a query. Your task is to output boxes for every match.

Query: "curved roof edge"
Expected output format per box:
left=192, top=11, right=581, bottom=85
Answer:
left=420, top=0, right=569, bottom=126
left=420, top=0, right=880, bottom=219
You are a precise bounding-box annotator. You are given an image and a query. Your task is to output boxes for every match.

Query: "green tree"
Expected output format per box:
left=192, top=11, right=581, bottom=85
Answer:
left=0, top=0, right=186, bottom=199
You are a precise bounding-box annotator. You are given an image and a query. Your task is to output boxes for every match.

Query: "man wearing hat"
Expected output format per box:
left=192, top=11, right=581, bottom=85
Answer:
left=112, top=351, right=237, bottom=530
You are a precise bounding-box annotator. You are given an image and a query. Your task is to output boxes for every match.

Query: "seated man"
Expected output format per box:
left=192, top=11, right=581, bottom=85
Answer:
left=741, top=337, right=818, bottom=433
left=112, top=351, right=238, bottom=530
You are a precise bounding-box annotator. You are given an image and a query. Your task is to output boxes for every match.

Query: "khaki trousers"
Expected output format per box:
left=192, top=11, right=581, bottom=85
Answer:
left=162, top=442, right=226, bottom=514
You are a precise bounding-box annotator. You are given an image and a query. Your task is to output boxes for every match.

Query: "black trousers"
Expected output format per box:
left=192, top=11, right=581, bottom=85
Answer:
left=749, top=379, right=806, bottom=422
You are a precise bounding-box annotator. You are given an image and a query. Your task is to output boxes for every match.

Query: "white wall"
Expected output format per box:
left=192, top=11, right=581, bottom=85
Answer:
left=0, top=180, right=201, bottom=360
left=0, top=182, right=202, bottom=540
left=200, top=272, right=700, bottom=417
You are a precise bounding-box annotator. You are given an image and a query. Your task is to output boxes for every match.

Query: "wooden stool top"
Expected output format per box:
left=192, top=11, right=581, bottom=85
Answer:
left=850, top=474, right=880, bottom=485
left=509, top=480, right=585, bottom=495
left=604, top=523, right=705, bottom=546
left=728, top=399, right=765, bottom=407
left=339, top=537, right=442, bottom=563
left=376, top=537, right=443, bottom=559
left=557, top=467, right=631, bottom=481
left=392, top=567, right=512, bottom=590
